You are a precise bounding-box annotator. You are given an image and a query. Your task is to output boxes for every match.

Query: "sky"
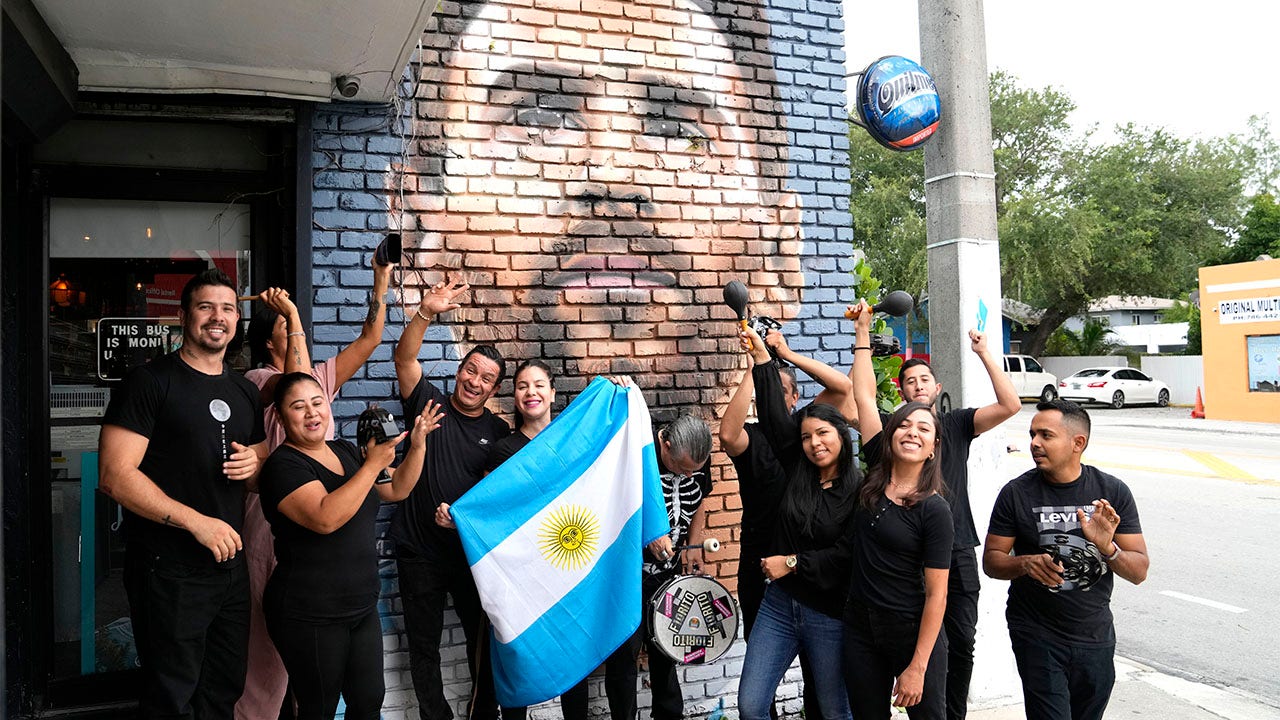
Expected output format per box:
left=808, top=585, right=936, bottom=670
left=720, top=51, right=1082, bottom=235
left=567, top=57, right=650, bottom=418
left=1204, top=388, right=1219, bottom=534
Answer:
left=842, top=1, right=1279, bottom=143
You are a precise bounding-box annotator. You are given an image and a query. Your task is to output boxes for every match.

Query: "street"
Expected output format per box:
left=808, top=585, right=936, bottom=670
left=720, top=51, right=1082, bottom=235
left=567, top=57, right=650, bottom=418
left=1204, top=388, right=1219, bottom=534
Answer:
left=966, top=405, right=1280, bottom=711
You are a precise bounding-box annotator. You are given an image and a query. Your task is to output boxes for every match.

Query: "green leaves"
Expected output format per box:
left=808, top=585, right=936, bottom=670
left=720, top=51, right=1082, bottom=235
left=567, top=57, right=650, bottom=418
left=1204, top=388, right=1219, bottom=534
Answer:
left=849, top=70, right=1272, bottom=357
left=851, top=258, right=904, bottom=411
left=1224, top=193, right=1280, bottom=263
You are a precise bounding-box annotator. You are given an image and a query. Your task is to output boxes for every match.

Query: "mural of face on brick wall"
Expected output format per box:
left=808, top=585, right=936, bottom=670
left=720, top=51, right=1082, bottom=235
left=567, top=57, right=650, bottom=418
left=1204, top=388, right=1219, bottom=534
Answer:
left=393, top=0, right=806, bottom=415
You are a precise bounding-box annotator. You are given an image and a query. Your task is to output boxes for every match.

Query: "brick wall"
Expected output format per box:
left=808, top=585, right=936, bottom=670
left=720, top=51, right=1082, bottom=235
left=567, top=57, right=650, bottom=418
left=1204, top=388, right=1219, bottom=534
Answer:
left=310, top=0, right=852, bottom=716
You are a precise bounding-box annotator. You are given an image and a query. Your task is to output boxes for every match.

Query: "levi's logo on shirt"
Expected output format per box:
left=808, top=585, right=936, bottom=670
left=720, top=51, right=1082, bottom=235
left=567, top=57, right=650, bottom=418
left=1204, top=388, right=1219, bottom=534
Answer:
left=1035, top=505, right=1093, bottom=532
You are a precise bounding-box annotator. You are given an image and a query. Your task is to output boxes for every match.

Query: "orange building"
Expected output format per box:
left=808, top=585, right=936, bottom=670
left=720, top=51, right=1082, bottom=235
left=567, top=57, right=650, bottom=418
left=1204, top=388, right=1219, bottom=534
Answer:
left=1198, top=258, right=1280, bottom=422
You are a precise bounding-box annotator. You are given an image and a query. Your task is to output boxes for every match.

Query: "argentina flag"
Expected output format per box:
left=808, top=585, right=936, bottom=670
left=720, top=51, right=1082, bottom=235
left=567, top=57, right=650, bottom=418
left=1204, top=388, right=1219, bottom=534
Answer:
left=450, top=376, right=670, bottom=707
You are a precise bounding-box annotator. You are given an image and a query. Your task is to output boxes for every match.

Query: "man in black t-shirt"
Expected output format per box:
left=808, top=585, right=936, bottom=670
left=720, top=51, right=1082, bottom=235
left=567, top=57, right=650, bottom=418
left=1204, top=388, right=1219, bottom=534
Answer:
left=607, top=414, right=712, bottom=720
left=391, top=275, right=511, bottom=720
left=894, top=329, right=1022, bottom=720
left=99, top=269, right=268, bottom=719
left=984, top=400, right=1149, bottom=720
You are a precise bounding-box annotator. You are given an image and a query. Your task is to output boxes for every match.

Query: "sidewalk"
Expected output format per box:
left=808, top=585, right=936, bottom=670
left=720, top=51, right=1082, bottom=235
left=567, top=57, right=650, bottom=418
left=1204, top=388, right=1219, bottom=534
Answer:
left=967, top=656, right=1280, bottom=720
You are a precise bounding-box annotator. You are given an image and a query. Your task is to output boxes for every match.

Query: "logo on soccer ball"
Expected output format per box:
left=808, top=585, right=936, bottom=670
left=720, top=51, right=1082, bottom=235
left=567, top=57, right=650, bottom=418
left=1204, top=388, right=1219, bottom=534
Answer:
left=854, top=55, right=942, bottom=152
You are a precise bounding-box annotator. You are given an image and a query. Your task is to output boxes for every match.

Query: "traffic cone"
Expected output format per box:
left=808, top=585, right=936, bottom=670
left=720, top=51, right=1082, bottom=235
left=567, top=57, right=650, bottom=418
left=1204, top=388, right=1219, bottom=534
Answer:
left=1191, top=387, right=1205, bottom=419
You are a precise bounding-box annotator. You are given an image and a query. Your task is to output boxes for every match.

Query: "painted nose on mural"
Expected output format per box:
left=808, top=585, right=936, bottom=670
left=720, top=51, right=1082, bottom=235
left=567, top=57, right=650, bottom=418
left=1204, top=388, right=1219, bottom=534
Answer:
left=546, top=178, right=677, bottom=290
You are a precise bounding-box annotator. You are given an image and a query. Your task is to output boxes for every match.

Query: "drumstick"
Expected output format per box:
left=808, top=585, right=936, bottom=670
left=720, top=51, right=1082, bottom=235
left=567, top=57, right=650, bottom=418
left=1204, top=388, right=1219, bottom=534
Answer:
left=675, top=538, right=722, bottom=553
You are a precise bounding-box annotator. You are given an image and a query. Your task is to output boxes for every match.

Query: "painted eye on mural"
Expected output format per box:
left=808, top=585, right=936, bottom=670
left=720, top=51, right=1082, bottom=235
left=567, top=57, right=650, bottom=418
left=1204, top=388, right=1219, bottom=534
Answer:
left=511, top=107, right=588, bottom=132
left=641, top=118, right=707, bottom=141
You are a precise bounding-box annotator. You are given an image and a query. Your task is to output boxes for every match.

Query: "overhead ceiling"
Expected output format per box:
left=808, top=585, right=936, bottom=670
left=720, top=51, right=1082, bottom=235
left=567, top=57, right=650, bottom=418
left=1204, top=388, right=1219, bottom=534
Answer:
left=32, top=0, right=435, bottom=103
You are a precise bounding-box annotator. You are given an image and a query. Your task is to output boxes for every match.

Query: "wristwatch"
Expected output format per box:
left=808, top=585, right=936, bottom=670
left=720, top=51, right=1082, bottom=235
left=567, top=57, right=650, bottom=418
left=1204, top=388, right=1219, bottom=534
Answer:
left=785, top=554, right=798, bottom=569
left=1103, top=542, right=1121, bottom=562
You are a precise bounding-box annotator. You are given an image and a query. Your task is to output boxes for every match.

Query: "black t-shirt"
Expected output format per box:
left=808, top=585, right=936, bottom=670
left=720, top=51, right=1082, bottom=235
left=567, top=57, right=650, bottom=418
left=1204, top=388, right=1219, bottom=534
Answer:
left=938, top=408, right=980, bottom=549
left=260, top=440, right=379, bottom=621
left=727, top=423, right=786, bottom=563
left=642, top=425, right=712, bottom=587
left=103, top=352, right=265, bottom=568
left=389, top=377, right=510, bottom=559
left=846, top=492, right=953, bottom=617
left=484, top=430, right=531, bottom=475
left=749, top=360, right=859, bottom=618
left=988, top=465, right=1142, bottom=647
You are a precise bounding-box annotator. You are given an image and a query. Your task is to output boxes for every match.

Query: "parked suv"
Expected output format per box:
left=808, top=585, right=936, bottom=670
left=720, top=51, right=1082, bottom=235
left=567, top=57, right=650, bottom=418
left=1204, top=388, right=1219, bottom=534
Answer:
left=1003, top=354, right=1058, bottom=402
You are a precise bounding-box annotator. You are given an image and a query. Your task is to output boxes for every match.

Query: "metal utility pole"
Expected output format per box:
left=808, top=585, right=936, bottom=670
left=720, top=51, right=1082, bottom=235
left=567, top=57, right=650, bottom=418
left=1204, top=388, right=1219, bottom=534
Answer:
left=919, top=0, right=1003, bottom=411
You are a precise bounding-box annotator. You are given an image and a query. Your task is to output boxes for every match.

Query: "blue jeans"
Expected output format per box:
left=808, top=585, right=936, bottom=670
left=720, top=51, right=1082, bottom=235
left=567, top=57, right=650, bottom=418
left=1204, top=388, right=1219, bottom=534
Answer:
left=738, top=584, right=851, bottom=720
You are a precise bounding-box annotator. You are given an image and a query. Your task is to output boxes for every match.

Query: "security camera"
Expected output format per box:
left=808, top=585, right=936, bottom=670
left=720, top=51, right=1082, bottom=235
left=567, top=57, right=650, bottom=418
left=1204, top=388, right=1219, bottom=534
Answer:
left=335, top=75, right=360, bottom=99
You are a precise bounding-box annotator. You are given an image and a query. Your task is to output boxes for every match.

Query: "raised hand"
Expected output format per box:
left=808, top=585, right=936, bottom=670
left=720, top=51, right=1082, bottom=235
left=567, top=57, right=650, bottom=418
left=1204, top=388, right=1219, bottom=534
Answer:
left=847, top=301, right=873, bottom=330
left=968, top=328, right=988, bottom=355
left=418, top=272, right=469, bottom=319
left=259, top=287, right=296, bottom=318
left=1079, top=499, right=1121, bottom=551
left=411, top=400, right=445, bottom=447
left=763, top=327, right=791, bottom=357
left=739, top=325, right=770, bottom=363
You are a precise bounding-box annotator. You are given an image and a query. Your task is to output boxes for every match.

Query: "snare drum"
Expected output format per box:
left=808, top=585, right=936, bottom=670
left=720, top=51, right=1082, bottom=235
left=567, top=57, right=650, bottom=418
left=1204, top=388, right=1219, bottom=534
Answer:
left=649, top=574, right=739, bottom=664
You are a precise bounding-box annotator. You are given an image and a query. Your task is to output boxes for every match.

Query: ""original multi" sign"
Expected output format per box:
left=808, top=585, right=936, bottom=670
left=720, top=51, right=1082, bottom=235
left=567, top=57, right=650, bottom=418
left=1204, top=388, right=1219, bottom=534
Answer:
left=1218, top=296, right=1280, bottom=324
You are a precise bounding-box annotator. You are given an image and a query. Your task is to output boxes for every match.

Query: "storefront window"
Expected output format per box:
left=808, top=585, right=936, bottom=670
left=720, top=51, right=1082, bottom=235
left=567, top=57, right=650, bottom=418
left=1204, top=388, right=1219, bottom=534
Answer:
left=47, top=198, right=251, bottom=678
left=1247, top=335, right=1280, bottom=393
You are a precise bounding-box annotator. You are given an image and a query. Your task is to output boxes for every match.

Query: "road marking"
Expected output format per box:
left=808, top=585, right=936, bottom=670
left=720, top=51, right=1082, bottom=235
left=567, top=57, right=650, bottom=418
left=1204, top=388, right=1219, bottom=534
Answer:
left=1182, top=450, right=1260, bottom=481
left=1159, top=590, right=1248, bottom=614
left=1007, top=450, right=1280, bottom=487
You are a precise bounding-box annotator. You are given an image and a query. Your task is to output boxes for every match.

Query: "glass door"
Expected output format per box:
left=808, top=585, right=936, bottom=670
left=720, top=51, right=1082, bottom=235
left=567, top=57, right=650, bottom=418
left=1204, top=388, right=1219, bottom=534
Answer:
left=47, top=198, right=252, bottom=678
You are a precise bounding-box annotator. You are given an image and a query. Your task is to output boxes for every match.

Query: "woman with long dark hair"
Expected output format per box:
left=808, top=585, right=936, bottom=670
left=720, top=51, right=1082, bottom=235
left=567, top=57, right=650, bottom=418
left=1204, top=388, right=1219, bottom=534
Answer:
left=845, top=302, right=953, bottom=719
left=735, top=327, right=856, bottom=720
left=259, top=372, right=442, bottom=720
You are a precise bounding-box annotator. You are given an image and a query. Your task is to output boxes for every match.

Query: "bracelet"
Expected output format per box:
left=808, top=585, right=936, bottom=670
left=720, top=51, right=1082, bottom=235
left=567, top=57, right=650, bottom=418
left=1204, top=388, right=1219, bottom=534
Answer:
left=287, top=332, right=305, bottom=338
left=1103, top=541, right=1121, bottom=562
left=415, top=308, right=433, bottom=323
left=853, top=345, right=872, bottom=352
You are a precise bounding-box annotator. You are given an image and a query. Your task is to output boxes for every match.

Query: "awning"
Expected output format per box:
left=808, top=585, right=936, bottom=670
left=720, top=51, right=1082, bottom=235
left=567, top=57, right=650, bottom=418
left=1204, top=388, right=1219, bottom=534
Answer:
left=32, top=0, right=435, bottom=103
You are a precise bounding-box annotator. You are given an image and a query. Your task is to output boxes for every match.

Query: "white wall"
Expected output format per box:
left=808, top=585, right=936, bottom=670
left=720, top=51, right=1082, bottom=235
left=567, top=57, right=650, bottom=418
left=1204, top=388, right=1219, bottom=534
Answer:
left=1041, top=356, right=1128, bottom=380
left=1140, top=355, right=1204, bottom=405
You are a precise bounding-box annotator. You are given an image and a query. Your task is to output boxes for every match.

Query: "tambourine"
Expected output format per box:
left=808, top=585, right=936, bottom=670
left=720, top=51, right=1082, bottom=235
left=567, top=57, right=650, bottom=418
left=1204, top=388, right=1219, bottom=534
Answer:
left=1041, top=532, right=1108, bottom=593
left=648, top=574, right=739, bottom=664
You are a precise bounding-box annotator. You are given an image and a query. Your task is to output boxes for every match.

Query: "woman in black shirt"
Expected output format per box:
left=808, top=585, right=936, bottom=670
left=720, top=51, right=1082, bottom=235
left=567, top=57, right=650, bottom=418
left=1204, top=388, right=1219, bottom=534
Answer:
left=847, top=302, right=953, bottom=719
left=737, top=327, right=857, bottom=720
left=260, top=372, right=441, bottom=720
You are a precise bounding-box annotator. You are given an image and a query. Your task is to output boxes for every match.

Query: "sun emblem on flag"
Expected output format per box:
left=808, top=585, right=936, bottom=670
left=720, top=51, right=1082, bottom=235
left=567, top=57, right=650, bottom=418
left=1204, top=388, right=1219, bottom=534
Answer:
left=538, top=505, right=601, bottom=570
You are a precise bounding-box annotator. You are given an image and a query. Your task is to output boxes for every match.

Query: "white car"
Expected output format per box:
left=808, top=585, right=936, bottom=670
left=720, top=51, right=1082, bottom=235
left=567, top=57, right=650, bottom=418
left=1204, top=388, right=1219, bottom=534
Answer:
left=1003, top=354, right=1058, bottom=402
left=1058, top=367, right=1171, bottom=409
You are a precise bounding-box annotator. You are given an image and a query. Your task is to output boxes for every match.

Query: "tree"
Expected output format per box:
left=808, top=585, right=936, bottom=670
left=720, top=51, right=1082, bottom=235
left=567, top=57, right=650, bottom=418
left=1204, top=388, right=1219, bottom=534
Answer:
left=848, top=124, right=927, bottom=301
left=1183, top=304, right=1202, bottom=356
left=1222, top=193, right=1280, bottom=264
left=1015, top=126, right=1250, bottom=354
left=988, top=70, right=1075, bottom=212
left=849, top=72, right=1264, bottom=357
left=1045, top=319, right=1119, bottom=357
